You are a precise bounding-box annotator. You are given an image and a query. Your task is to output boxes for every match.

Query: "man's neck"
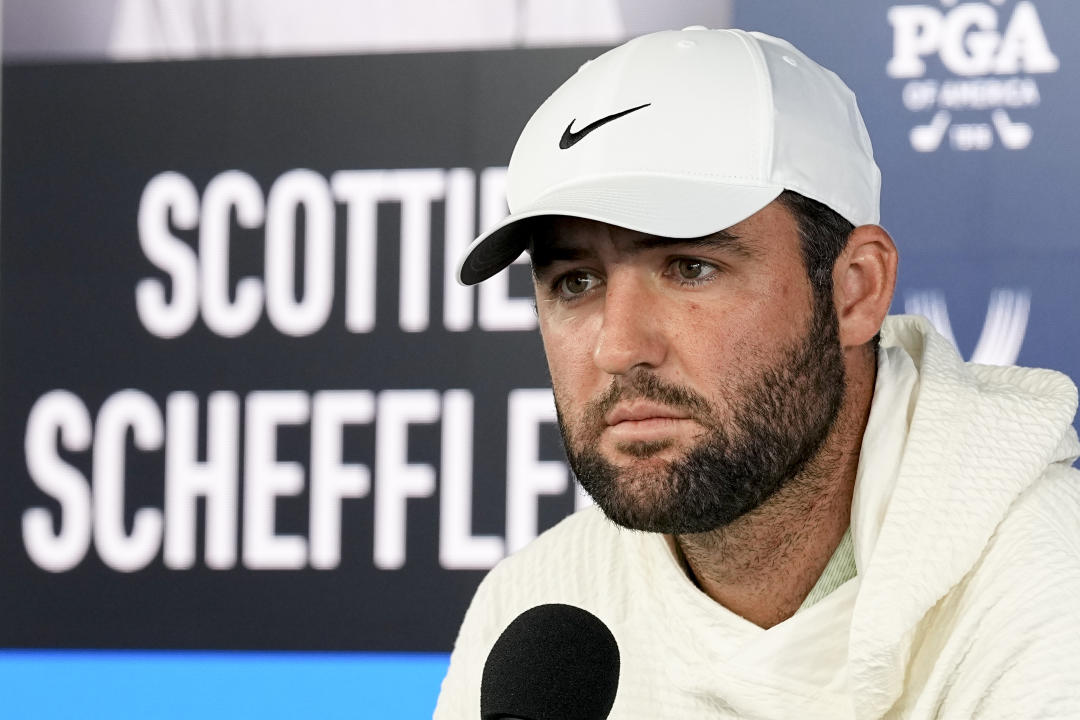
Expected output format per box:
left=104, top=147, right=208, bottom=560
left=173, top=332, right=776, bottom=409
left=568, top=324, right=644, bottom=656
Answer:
left=670, top=365, right=873, bottom=629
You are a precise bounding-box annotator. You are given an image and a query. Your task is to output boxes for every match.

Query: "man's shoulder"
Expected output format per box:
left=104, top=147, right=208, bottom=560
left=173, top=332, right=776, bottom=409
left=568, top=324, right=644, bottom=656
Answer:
left=949, top=460, right=1080, bottom=620
left=484, top=505, right=636, bottom=597
left=436, top=508, right=645, bottom=719
left=443, top=507, right=646, bottom=682
left=456, top=505, right=654, bottom=641
left=995, top=459, right=1080, bottom=556
left=906, top=461, right=1080, bottom=717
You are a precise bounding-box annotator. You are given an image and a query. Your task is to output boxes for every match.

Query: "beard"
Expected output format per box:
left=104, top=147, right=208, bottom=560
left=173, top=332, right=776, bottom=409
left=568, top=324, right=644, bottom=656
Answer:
left=555, top=298, right=847, bottom=534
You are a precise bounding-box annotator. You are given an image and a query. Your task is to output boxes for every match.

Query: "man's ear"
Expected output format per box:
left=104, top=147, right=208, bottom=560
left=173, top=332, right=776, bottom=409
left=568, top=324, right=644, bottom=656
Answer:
left=833, top=224, right=898, bottom=348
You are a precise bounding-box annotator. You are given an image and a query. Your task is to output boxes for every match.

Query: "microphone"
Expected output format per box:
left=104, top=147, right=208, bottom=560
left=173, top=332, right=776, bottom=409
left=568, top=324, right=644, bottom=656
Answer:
left=480, top=603, right=620, bottom=720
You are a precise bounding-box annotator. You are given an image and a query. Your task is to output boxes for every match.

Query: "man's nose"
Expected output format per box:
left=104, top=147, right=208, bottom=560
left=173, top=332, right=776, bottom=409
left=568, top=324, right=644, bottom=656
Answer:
left=592, top=271, right=667, bottom=375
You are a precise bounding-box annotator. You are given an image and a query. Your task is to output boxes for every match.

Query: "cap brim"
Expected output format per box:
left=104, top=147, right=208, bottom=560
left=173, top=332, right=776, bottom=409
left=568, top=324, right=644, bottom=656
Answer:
left=457, top=174, right=783, bottom=285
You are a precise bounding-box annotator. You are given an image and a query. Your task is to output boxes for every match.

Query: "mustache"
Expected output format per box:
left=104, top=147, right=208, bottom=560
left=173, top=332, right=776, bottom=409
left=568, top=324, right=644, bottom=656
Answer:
left=581, top=371, right=717, bottom=433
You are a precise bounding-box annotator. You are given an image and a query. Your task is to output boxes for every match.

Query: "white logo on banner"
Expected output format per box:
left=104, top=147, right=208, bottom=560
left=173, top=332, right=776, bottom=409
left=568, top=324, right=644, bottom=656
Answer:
left=887, top=0, right=1059, bottom=152
left=904, top=287, right=1030, bottom=364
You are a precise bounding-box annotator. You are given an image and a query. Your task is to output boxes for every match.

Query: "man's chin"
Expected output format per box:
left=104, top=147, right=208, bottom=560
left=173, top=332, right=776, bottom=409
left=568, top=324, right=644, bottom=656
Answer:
left=612, top=438, right=677, bottom=459
left=571, top=448, right=771, bottom=535
left=575, top=464, right=707, bottom=533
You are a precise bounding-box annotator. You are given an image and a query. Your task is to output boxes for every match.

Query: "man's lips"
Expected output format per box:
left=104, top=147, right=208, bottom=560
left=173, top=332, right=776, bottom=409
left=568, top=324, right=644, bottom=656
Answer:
left=599, top=401, right=701, bottom=448
left=604, top=402, right=692, bottom=427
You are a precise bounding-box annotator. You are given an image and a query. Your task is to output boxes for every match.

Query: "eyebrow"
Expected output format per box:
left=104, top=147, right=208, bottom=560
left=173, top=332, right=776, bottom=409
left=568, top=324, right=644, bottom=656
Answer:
left=529, top=227, right=759, bottom=272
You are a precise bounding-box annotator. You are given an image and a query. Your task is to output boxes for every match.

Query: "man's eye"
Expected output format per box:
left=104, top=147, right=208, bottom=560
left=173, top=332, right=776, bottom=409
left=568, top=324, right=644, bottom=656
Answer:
left=557, top=271, right=597, bottom=297
left=672, top=259, right=717, bottom=281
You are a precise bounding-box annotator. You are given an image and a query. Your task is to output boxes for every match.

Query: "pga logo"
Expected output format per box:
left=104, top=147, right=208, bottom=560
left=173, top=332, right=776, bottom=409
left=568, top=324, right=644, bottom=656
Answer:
left=887, top=1, right=1058, bottom=78
left=886, top=0, right=1059, bottom=152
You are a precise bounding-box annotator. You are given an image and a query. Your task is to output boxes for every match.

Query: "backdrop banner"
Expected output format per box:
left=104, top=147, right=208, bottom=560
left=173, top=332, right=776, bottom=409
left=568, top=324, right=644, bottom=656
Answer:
left=1, top=48, right=594, bottom=651
left=2, top=0, right=1078, bottom=662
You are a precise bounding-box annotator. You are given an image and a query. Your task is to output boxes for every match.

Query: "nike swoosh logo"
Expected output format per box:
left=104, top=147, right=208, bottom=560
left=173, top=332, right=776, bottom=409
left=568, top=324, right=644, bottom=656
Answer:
left=559, top=103, right=651, bottom=149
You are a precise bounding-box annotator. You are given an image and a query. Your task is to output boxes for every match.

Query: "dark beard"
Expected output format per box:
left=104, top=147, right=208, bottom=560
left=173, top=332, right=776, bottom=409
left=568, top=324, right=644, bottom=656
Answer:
left=556, top=299, right=846, bottom=534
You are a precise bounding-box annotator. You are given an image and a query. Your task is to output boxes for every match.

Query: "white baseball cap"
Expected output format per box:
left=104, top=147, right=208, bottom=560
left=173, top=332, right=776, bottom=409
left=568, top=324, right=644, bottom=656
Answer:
left=458, top=27, right=880, bottom=285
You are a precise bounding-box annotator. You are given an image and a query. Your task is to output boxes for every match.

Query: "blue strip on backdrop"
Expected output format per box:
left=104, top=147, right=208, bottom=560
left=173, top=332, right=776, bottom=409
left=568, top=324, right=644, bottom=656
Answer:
left=0, top=650, right=449, bottom=719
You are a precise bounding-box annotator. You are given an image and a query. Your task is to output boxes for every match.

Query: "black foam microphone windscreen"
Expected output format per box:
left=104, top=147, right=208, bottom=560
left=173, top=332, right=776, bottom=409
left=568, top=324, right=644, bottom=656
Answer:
left=480, top=603, right=620, bottom=720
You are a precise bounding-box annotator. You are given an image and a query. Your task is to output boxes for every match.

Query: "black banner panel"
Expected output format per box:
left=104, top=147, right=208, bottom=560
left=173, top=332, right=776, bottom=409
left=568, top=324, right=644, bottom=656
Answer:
left=1, top=49, right=601, bottom=651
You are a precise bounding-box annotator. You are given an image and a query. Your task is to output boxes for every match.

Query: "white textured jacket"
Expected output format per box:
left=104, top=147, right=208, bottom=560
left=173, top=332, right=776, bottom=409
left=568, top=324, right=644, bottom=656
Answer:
left=436, top=316, right=1080, bottom=719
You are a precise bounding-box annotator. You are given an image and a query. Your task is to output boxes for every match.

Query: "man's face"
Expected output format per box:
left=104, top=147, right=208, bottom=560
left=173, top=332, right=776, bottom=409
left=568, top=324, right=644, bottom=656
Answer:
left=530, top=201, right=846, bottom=533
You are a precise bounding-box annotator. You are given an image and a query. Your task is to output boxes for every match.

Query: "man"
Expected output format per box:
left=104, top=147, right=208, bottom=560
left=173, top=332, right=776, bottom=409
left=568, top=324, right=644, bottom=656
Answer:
left=436, top=28, right=1080, bottom=719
